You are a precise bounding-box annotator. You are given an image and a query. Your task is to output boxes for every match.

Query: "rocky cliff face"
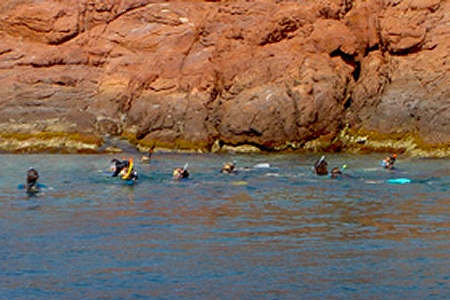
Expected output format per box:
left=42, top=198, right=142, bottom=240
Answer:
left=0, top=0, right=448, bottom=156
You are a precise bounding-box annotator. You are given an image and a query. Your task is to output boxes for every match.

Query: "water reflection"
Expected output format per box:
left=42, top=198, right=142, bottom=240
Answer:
left=0, top=154, right=448, bottom=299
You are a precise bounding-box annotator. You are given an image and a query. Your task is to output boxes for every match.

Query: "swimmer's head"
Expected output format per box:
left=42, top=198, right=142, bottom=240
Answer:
left=314, top=156, right=328, bottom=175
left=26, top=168, right=39, bottom=183
left=221, top=162, right=235, bottom=174
left=330, top=167, right=342, bottom=179
left=173, top=167, right=189, bottom=179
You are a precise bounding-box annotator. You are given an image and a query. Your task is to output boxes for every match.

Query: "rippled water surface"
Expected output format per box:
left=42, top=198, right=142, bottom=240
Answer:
left=0, top=153, right=449, bottom=299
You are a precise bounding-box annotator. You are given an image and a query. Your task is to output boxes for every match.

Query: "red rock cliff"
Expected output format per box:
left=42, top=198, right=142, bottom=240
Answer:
left=0, top=0, right=448, bottom=155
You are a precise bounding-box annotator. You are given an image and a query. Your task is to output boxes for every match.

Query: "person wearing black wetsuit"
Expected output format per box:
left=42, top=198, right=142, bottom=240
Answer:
left=111, top=159, right=138, bottom=181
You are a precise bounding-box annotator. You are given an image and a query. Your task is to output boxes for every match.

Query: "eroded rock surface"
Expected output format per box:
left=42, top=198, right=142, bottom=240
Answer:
left=0, top=0, right=448, bottom=155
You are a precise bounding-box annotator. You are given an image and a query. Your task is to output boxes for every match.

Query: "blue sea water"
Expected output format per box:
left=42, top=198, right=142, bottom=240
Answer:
left=0, top=153, right=449, bottom=299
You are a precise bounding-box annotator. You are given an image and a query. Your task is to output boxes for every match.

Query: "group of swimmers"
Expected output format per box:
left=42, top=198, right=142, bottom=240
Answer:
left=24, top=152, right=398, bottom=195
left=312, top=153, right=397, bottom=178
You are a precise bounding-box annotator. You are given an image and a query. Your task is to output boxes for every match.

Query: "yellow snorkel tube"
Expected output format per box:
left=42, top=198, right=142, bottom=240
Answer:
left=121, top=158, right=134, bottom=180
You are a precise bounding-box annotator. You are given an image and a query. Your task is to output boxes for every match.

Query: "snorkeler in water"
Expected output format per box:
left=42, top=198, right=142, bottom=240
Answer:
left=111, top=158, right=138, bottom=181
left=330, top=167, right=342, bottom=179
left=141, top=146, right=155, bottom=163
left=314, top=156, right=328, bottom=176
left=173, top=164, right=189, bottom=180
left=221, top=162, right=237, bottom=174
left=381, top=154, right=397, bottom=169
left=26, top=168, right=40, bottom=194
left=330, top=163, right=356, bottom=179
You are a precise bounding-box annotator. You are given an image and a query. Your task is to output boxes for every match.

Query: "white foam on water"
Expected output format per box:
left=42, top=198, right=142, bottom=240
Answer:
left=254, top=163, right=270, bottom=168
left=365, top=180, right=382, bottom=184
left=265, top=173, right=280, bottom=177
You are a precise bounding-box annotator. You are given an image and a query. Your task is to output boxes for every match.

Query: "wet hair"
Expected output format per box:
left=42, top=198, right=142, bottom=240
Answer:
left=27, top=168, right=38, bottom=182
left=330, top=167, right=342, bottom=178
left=314, top=156, right=328, bottom=175
left=26, top=168, right=39, bottom=192
left=111, top=159, right=129, bottom=177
